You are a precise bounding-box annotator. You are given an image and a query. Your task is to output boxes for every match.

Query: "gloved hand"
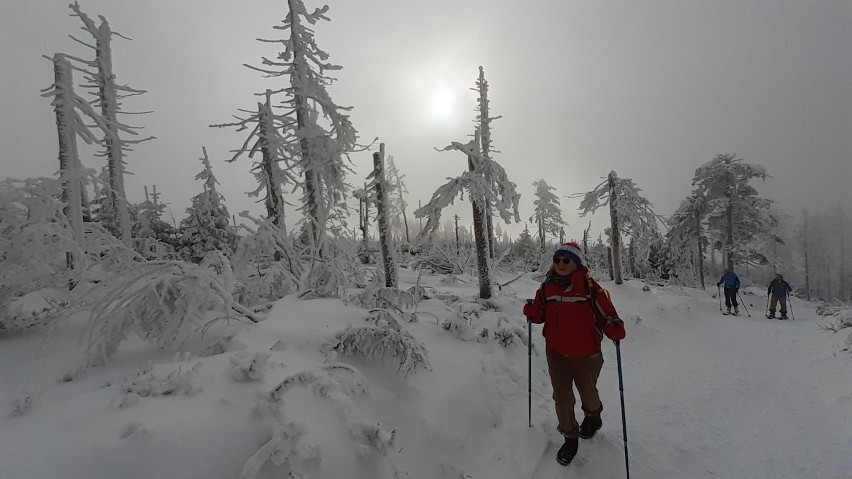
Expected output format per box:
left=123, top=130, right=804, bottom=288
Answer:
left=523, top=299, right=535, bottom=318
left=603, top=318, right=625, bottom=341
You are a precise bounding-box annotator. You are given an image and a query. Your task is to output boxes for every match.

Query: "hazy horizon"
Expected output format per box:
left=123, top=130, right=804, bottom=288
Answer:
left=2, top=0, right=850, bottom=239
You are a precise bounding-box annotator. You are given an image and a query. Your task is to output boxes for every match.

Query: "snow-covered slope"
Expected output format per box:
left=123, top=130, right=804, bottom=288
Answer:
left=1, top=271, right=850, bottom=478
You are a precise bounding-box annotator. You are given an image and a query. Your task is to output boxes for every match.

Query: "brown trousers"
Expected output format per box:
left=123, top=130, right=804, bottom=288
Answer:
left=546, top=349, right=604, bottom=438
left=769, top=296, right=788, bottom=315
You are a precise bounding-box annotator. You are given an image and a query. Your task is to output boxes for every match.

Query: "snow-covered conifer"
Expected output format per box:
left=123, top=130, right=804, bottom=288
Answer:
left=529, top=179, right=564, bottom=253
left=511, top=224, right=539, bottom=272
left=577, top=171, right=659, bottom=284
left=212, top=90, right=294, bottom=231
left=368, top=143, right=398, bottom=288
left=245, top=1, right=358, bottom=253
left=473, top=66, right=505, bottom=258
left=692, top=154, right=777, bottom=271
left=384, top=154, right=411, bottom=243
left=416, top=130, right=507, bottom=298
left=179, top=147, right=239, bottom=263
left=666, top=193, right=709, bottom=287
left=132, top=185, right=177, bottom=260
left=69, top=2, right=154, bottom=246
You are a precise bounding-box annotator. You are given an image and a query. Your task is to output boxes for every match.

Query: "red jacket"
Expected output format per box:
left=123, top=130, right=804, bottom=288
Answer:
left=523, top=268, right=621, bottom=357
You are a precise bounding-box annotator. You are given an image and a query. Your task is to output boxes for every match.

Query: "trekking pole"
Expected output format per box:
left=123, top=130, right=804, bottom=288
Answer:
left=615, top=341, right=631, bottom=479
left=736, top=291, right=751, bottom=317
left=717, top=285, right=722, bottom=311
left=765, top=295, right=770, bottom=318
left=526, top=299, right=533, bottom=428
left=788, top=295, right=795, bottom=320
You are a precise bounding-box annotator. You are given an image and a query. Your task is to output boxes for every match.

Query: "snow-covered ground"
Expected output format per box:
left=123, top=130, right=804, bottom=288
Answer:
left=1, top=269, right=851, bottom=478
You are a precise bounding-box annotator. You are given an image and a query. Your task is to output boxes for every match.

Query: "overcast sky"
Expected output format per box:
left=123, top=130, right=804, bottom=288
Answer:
left=1, top=0, right=850, bottom=240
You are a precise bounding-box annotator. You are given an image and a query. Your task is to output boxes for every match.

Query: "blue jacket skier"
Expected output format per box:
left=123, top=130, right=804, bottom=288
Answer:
left=717, top=270, right=741, bottom=314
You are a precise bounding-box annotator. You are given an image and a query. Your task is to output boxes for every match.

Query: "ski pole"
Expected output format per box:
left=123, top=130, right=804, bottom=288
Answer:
left=766, top=295, right=770, bottom=318
left=717, top=285, right=722, bottom=311
left=526, top=299, right=533, bottom=428
left=788, top=295, right=795, bottom=320
left=736, top=291, right=750, bottom=317
left=615, top=341, right=631, bottom=479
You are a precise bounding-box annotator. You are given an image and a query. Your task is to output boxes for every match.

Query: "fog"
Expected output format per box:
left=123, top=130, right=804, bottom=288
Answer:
left=1, top=0, right=849, bottom=238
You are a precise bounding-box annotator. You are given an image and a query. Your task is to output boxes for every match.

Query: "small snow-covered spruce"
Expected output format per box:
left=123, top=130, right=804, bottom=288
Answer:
left=691, top=153, right=777, bottom=271
left=178, top=147, right=239, bottom=263
left=68, top=2, right=154, bottom=246
left=131, top=185, right=178, bottom=260
left=84, top=261, right=254, bottom=366
left=324, top=318, right=431, bottom=377
left=575, top=170, right=660, bottom=284
left=530, top=179, right=565, bottom=254
left=509, top=224, right=540, bottom=272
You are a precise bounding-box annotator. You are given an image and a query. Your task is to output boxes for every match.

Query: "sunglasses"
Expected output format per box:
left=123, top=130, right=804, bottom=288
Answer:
left=553, top=257, right=574, bottom=265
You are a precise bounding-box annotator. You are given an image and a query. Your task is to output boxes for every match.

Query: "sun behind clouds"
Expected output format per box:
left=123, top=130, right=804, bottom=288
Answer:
left=429, top=88, right=456, bottom=122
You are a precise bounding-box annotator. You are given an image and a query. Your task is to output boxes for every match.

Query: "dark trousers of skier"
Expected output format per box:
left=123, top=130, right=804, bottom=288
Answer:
left=546, top=350, right=604, bottom=438
left=769, top=295, right=788, bottom=318
left=723, top=287, right=739, bottom=313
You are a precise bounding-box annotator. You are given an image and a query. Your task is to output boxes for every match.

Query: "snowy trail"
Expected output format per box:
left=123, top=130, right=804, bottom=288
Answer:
left=513, top=281, right=852, bottom=479
left=619, top=287, right=852, bottom=479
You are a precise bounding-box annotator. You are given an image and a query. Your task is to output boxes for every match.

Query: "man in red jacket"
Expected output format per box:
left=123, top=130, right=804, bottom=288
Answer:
left=523, top=242, right=625, bottom=466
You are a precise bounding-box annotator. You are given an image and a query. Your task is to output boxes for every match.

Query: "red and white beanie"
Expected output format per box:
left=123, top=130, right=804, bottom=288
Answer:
left=553, top=242, right=583, bottom=267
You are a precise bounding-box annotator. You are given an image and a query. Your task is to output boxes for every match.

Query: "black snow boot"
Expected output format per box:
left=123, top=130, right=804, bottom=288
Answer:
left=556, top=436, right=578, bottom=466
left=579, top=414, right=603, bottom=439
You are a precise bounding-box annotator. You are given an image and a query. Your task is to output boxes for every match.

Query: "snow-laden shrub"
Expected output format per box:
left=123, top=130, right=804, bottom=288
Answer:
left=476, top=315, right=528, bottom=348
left=251, top=363, right=399, bottom=478
left=347, top=286, right=416, bottom=313
left=269, top=363, right=368, bottom=402
left=325, top=318, right=431, bottom=377
left=299, top=250, right=351, bottom=299
left=240, top=421, right=319, bottom=479
left=234, top=262, right=298, bottom=308
left=228, top=351, right=270, bottom=382
left=348, top=419, right=396, bottom=459
left=442, top=311, right=477, bottom=341
left=0, top=178, right=80, bottom=303
left=84, top=261, right=246, bottom=365
left=0, top=288, right=68, bottom=333
left=121, top=361, right=203, bottom=398
left=230, top=215, right=300, bottom=306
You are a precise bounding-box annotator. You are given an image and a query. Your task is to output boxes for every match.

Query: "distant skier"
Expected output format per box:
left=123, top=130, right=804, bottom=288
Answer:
left=523, top=242, right=625, bottom=466
left=717, top=269, right=741, bottom=315
left=767, top=274, right=793, bottom=319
